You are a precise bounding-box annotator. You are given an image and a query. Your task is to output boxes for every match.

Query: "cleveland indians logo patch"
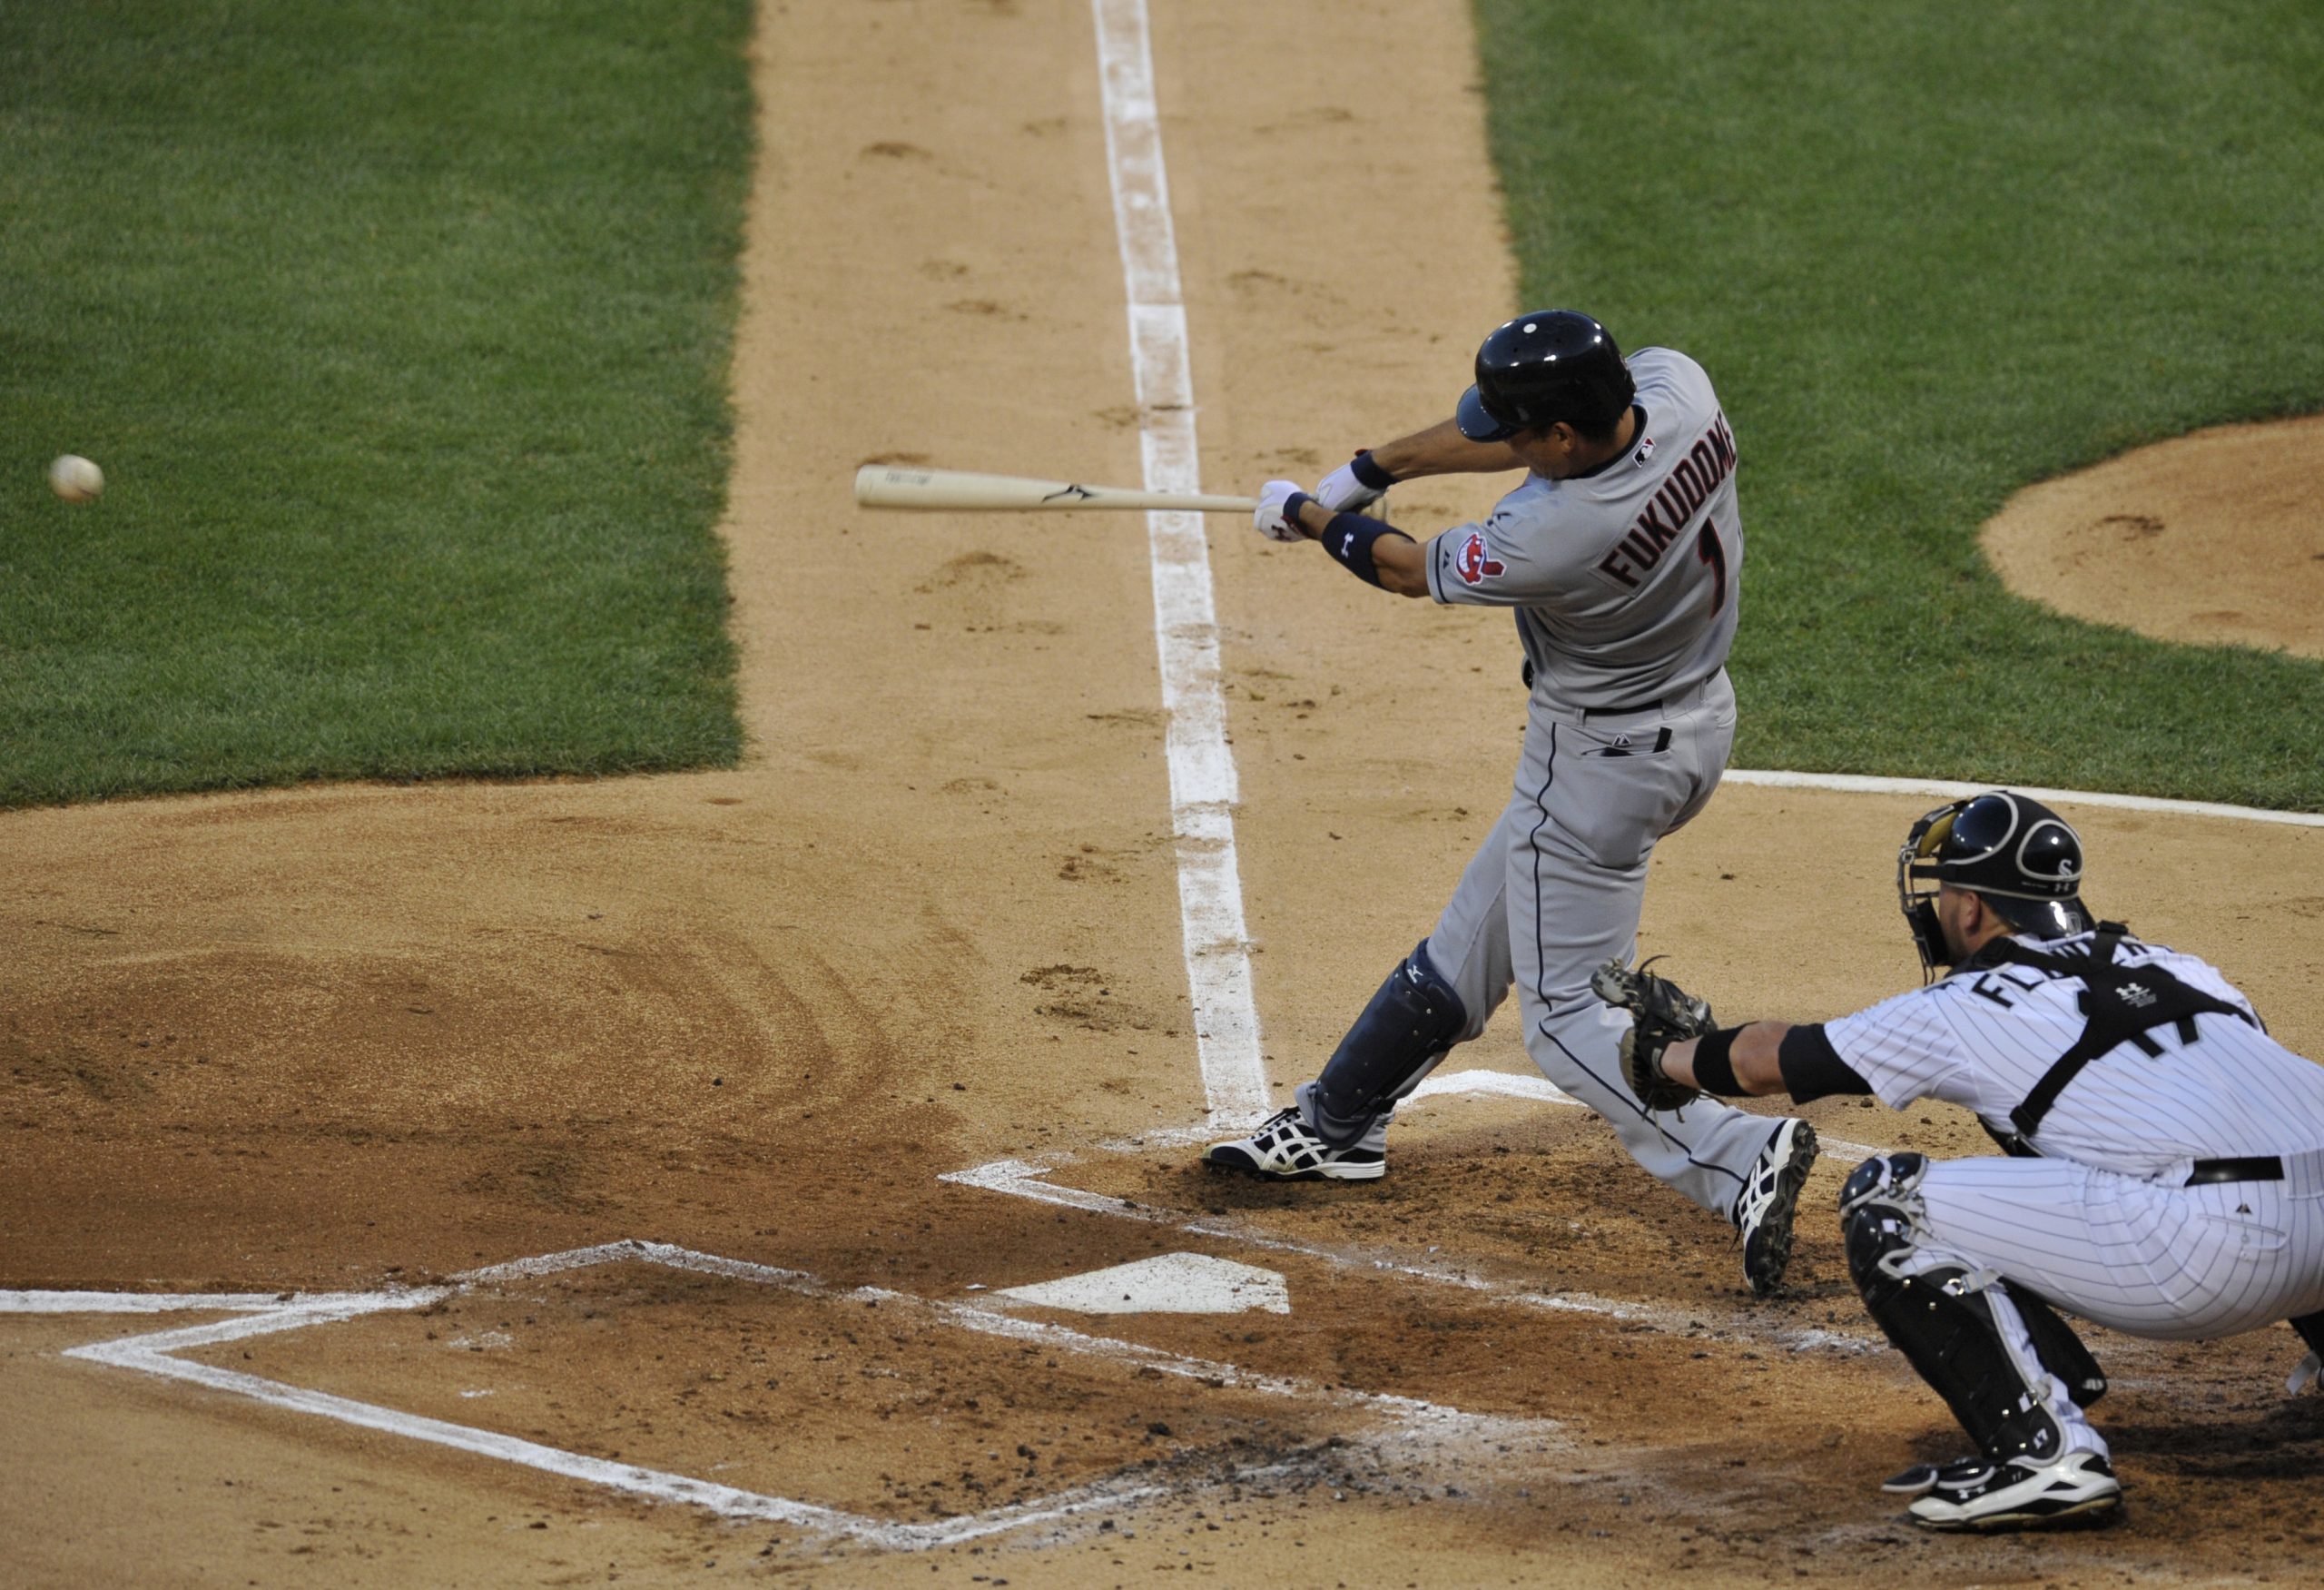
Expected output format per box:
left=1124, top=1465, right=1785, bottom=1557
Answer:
left=1455, top=530, right=1505, bottom=585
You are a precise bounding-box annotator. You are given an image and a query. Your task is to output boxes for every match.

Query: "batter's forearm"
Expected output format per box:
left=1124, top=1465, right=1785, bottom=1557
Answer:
left=1288, top=497, right=1430, bottom=597
left=1369, top=533, right=1429, bottom=597
left=1366, top=420, right=1526, bottom=479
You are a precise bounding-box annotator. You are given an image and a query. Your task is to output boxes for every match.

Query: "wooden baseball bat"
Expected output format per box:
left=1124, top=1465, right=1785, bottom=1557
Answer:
left=854, top=464, right=1258, bottom=514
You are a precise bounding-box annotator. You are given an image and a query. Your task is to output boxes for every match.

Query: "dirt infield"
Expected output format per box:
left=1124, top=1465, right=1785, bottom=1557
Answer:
left=5, top=1, right=2322, bottom=1585
left=1984, top=413, right=2324, bottom=659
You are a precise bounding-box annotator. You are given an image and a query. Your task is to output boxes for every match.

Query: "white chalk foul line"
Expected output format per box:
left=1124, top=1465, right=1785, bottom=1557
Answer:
left=28, top=1239, right=1542, bottom=1549
left=1093, top=0, right=1269, bottom=1129
left=0, top=1289, right=398, bottom=1315
left=1724, top=769, right=2324, bottom=828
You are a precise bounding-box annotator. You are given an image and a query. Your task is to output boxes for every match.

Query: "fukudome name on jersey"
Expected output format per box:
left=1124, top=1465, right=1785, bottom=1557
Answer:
left=1423, top=347, right=1744, bottom=708
left=1596, top=411, right=1738, bottom=589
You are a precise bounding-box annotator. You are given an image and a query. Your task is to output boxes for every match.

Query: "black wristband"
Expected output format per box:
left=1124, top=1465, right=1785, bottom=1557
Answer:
left=1349, top=449, right=1396, bottom=491
left=1689, top=1025, right=1745, bottom=1096
left=1282, top=491, right=1315, bottom=535
left=1318, top=512, right=1404, bottom=588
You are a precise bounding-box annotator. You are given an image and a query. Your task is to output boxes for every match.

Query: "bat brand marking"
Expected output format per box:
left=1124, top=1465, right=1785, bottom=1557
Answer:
left=1041, top=483, right=1099, bottom=503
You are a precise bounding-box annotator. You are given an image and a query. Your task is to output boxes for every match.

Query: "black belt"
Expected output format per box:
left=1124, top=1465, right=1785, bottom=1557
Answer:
left=2185, top=1155, right=2283, bottom=1186
left=1582, top=696, right=1662, bottom=719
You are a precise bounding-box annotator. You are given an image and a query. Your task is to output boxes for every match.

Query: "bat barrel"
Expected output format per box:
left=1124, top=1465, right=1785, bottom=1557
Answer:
left=854, top=464, right=1256, bottom=513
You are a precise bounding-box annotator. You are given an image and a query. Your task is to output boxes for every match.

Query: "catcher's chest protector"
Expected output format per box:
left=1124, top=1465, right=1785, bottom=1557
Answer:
left=1982, top=929, right=2255, bottom=1149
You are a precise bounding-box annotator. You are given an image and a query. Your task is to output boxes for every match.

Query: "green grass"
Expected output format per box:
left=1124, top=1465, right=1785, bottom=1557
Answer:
left=0, top=0, right=752, bottom=807
left=8, top=4, right=2320, bottom=813
left=1475, top=0, right=2324, bottom=808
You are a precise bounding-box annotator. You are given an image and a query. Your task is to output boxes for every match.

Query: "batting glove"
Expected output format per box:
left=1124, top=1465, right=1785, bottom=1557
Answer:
left=1315, top=449, right=1395, bottom=512
left=1253, top=479, right=1309, bottom=543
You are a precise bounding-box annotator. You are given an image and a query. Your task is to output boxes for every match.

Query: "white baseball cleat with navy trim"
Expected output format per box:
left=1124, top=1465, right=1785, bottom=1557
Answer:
left=1205, top=1107, right=1386, bottom=1182
left=1734, top=1117, right=1817, bottom=1296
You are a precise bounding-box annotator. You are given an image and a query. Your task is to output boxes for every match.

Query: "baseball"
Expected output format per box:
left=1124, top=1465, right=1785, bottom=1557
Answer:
left=48, top=454, right=104, bottom=503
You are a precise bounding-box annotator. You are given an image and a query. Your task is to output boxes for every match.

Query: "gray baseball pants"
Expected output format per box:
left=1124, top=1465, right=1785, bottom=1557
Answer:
left=1298, top=669, right=1777, bottom=1217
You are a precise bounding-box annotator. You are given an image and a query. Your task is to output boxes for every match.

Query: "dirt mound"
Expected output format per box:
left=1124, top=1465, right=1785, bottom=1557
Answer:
left=1984, top=414, right=2324, bottom=656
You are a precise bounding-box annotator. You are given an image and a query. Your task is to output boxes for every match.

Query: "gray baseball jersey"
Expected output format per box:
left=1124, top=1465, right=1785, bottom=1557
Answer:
left=1307, top=345, right=1785, bottom=1225
left=1423, top=348, right=1740, bottom=710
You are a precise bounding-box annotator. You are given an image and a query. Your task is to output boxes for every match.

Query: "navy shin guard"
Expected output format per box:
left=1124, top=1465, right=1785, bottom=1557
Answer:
left=1305, top=943, right=1467, bottom=1149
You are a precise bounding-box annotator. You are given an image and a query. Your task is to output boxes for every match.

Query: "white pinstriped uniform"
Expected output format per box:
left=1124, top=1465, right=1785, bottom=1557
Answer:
left=1822, top=929, right=2324, bottom=1468
left=1826, top=930, right=2324, bottom=1457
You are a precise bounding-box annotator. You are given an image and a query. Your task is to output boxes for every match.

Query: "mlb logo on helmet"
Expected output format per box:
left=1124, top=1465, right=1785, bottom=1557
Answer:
left=1456, top=530, right=1504, bottom=585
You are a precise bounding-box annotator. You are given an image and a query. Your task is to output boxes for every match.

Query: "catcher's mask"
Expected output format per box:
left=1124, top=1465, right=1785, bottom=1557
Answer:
left=1896, top=792, right=2093, bottom=979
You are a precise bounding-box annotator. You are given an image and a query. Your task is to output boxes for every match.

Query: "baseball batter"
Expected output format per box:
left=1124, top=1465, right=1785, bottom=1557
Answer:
left=1206, top=310, right=1818, bottom=1296
left=1611, top=791, right=2324, bottom=1530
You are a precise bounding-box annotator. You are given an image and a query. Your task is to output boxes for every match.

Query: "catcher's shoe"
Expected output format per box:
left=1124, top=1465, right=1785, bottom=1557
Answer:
left=1888, top=1451, right=2122, bottom=1532
left=1205, top=1107, right=1384, bottom=1182
left=1734, top=1118, right=1817, bottom=1296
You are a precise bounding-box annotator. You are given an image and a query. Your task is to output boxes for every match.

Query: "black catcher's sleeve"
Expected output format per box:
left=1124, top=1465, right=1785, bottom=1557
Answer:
left=1777, top=1023, right=1873, bottom=1104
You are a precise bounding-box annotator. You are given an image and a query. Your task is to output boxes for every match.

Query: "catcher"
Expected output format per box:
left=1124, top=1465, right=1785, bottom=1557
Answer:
left=1597, top=790, right=2324, bottom=1531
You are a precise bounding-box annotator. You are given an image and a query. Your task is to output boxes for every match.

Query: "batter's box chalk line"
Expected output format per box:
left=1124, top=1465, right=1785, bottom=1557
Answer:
left=947, top=1067, right=1889, bottom=1357
left=12, top=1239, right=1551, bottom=1550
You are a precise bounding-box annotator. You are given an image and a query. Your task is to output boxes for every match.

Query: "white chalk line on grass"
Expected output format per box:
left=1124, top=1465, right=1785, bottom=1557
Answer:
left=1724, top=769, right=2324, bottom=828
left=21, top=1239, right=1549, bottom=1550
left=1092, top=0, right=1269, bottom=1129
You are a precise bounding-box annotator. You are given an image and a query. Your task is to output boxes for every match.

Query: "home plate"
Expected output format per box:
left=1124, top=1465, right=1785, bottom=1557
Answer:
left=993, top=1252, right=1290, bottom=1315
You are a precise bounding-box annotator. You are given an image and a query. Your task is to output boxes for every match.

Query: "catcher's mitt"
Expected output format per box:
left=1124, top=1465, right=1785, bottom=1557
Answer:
left=1591, top=956, right=1716, bottom=1111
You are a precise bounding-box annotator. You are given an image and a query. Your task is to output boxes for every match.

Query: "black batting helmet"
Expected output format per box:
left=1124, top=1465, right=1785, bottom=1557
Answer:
left=1896, top=791, right=2094, bottom=977
left=1454, top=310, right=1636, bottom=442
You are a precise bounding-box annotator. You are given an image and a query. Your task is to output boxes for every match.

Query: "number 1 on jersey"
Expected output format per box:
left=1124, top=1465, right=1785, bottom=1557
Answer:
left=1696, top=519, right=1728, bottom=617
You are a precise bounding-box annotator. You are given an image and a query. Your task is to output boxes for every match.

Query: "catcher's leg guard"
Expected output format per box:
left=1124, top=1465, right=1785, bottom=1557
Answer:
left=2291, top=1311, right=2324, bottom=1394
left=1302, top=942, right=1467, bottom=1150
left=2013, top=1289, right=2108, bottom=1408
left=2295, top=1311, right=2324, bottom=1358
left=1841, top=1154, right=2083, bottom=1464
